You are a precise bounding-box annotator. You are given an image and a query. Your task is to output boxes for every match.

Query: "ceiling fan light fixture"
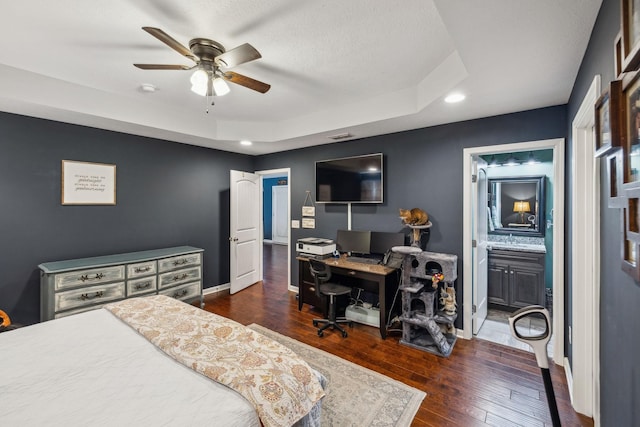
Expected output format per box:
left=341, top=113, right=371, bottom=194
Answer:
left=212, top=77, right=230, bottom=96
left=190, top=68, right=208, bottom=86
left=190, top=68, right=209, bottom=96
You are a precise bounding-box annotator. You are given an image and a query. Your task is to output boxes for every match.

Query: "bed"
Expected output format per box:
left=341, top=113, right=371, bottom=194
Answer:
left=0, top=295, right=325, bottom=426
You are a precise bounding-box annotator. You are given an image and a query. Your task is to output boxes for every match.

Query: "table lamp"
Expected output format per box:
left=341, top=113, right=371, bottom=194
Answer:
left=513, top=200, right=531, bottom=223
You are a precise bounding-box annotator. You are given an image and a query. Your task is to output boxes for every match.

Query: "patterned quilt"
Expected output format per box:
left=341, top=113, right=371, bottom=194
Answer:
left=105, top=295, right=325, bottom=427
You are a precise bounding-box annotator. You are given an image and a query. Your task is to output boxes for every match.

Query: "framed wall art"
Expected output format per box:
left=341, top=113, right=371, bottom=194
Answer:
left=616, top=32, right=624, bottom=78
left=622, top=208, right=640, bottom=281
left=61, top=160, right=116, bottom=205
left=625, top=184, right=640, bottom=242
left=595, top=80, right=623, bottom=157
left=621, top=0, right=640, bottom=72
left=608, top=148, right=626, bottom=207
left=622, top=71, right=640, bottom=184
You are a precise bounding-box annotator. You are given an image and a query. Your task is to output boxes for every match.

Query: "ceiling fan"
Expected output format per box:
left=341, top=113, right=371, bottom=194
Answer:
left=134, top=27, right=270, bottom=97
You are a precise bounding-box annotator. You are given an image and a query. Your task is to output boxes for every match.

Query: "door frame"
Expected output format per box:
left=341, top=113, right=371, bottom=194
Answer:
left=569, top=75, right=600, bottom=420
left=462, top=138, right=565, bottom=367
left=256, top=168, right=292, bottom=290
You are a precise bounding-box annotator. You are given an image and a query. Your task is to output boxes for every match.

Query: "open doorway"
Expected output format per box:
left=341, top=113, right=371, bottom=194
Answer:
left=257, top=168, right=292, bottom=291
left=476, top=150, right=555, bottom=356
left=462, top=138, right=565, bottom=366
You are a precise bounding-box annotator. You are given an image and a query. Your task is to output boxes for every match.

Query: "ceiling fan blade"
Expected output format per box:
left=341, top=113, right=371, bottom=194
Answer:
left=222, top=71, right=271, bottom=93
left=215, top=43, right=261, bottom=68
left=142, top=27, right=196, bottom=62
left=134, top=64, right=193, bottom=70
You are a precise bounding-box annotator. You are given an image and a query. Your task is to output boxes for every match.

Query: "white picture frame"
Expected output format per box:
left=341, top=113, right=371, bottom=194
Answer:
left=61, top=160, right=116, bottom=205
left=301, top=218, right=315, bottom=229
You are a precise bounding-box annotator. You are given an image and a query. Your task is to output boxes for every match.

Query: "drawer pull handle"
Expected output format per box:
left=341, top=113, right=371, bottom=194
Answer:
left=173, top=259, right=189, bottom=266
left=173, top=289, right=188, bottom=298
left=135, top=282, right=152, bottom=290
left=173, top=273, right=189, bottom=281
left=80, top=273, right=105, bottom=282
left=80, top=291, right=104, bottom=301
left=309, top=286, right=315, bottom=292
left=134, top=266, right=151, bottom=273
left=348, top=271, right=356, bottom=276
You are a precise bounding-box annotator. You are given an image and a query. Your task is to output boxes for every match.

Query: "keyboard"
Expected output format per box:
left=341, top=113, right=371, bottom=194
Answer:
left=347, top=256, right=381, bottom=265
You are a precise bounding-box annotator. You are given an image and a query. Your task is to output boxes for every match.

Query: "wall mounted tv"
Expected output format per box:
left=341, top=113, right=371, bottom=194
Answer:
left=315, top=153, right=383, bottom=203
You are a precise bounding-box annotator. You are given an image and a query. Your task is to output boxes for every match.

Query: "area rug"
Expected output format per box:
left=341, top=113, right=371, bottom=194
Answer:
left=248, top=324, right=426, bottom=427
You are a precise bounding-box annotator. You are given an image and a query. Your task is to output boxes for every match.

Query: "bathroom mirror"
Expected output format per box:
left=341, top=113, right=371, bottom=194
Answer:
left=488, top=175, right=546, bottom=237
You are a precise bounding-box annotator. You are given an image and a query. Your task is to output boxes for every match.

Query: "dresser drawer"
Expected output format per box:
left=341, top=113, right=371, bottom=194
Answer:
left=127, top=260, right=157, bottom=279
left=55, top=282, right=125, bottom=312
left=54, top=265, right=125, bottom=291
left=158, top=253, right=201, bottom=273
left=158, top=281, right=201, bottom=302
left=158, top=266, right=201, bottom=289
left=126, top=276, right=157, bottom=296
left=54, top=303, right=109, bottom=319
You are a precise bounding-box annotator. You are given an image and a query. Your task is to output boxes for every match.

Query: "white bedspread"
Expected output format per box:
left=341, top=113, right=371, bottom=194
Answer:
left=0, top=309, right=260, bottom=426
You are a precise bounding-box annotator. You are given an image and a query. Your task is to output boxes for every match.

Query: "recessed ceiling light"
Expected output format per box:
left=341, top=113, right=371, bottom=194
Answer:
left=140, top=83, right=157, bottom=93
left=444, top=93, right=465, bottom=103
left=240, top=140, right=252, bottom=146
left=328, top=132, right=352, bottom=140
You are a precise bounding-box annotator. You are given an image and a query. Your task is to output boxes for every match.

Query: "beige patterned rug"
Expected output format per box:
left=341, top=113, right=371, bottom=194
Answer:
left=248, top=324, right=426, bottom=427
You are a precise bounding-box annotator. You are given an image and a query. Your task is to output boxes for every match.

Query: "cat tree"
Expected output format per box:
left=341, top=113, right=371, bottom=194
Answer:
left=396, top=250, right=458, bottom=357
left=405, top=222, right=432, bottom=247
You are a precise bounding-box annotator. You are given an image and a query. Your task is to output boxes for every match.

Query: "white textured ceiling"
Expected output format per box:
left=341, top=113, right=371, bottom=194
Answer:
left=0, top=0, right=601, bottom=155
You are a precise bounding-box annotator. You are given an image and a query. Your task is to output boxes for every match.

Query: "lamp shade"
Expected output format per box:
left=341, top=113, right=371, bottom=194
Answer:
left=513, top=201, right=531, bottom=213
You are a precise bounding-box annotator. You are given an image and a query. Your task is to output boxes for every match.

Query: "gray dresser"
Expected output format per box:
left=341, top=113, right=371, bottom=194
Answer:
left=39, top=246, right=204, bottom=321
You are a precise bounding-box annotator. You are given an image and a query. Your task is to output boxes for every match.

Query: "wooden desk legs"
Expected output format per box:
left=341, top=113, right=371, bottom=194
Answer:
left=378, top=277, right=387, bottom=339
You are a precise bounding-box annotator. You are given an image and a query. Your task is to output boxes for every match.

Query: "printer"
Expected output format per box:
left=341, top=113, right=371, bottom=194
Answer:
left=296, top=237, right=336, bottom=257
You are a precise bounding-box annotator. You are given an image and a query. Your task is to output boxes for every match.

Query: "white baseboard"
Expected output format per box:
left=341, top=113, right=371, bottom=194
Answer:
left=564, top=356, right=574, bottom=405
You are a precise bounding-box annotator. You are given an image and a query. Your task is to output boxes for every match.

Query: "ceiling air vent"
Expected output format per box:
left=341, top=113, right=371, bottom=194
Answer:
left=328, top=132, right=353, bottom=141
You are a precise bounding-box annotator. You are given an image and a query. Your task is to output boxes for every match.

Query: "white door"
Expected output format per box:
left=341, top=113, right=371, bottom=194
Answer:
left=230, top=170, right=261, bottom=294
left=272, top=185, right=288, bottom=244
left=472, top=157, right=489, bottom=334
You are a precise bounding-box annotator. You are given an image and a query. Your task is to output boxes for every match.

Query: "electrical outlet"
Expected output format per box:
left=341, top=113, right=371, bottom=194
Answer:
left=291, top=220, right=300, bottom=229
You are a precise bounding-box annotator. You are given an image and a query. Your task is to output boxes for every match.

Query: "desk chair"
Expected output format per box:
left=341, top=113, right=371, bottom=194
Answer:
left=309, top=259, right=353, bottom=338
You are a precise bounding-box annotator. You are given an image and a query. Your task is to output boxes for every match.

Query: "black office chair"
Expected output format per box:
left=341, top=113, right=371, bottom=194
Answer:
left=309, top=259, right=353, bottom=338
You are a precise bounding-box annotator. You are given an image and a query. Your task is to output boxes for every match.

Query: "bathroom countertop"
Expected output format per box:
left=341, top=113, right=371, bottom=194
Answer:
left=487, top=242, right=546, bottom=253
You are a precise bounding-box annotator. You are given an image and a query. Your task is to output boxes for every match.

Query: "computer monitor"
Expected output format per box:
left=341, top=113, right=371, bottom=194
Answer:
left=370, top=231, right=405, bottom=255
left=336, top=230, right=371, bottom=255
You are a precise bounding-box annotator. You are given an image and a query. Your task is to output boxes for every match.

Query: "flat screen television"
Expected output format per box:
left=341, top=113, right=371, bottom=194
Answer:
left=315, top=153, right=383, bottom=203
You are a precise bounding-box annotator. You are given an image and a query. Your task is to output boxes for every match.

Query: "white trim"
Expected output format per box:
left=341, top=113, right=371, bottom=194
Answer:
left=256, top=168, right=293, bottom=290
left=569, top=74, right=600, bottom=418
left=462, top=138, right=565, bottom=364
left=564, top=356, right=574, bottom=403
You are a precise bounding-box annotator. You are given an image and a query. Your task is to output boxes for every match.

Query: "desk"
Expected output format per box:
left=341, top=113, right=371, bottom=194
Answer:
left=297, top=255, right=399, bottom=339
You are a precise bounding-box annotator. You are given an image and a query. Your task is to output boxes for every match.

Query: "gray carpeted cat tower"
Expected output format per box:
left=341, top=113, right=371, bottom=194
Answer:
left=393, top=249, right=458, bottom=357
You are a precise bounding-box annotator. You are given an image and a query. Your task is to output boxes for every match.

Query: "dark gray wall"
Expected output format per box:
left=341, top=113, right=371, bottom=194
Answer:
left=568, top=0, right=640, bottom=424
left=0, top=112, right=252, bottom=325
left=255, top=105, right=567, bottom=329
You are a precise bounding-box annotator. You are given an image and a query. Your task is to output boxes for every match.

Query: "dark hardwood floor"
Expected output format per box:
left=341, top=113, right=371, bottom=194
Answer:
left=202, top=244, right=593, bottom=426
